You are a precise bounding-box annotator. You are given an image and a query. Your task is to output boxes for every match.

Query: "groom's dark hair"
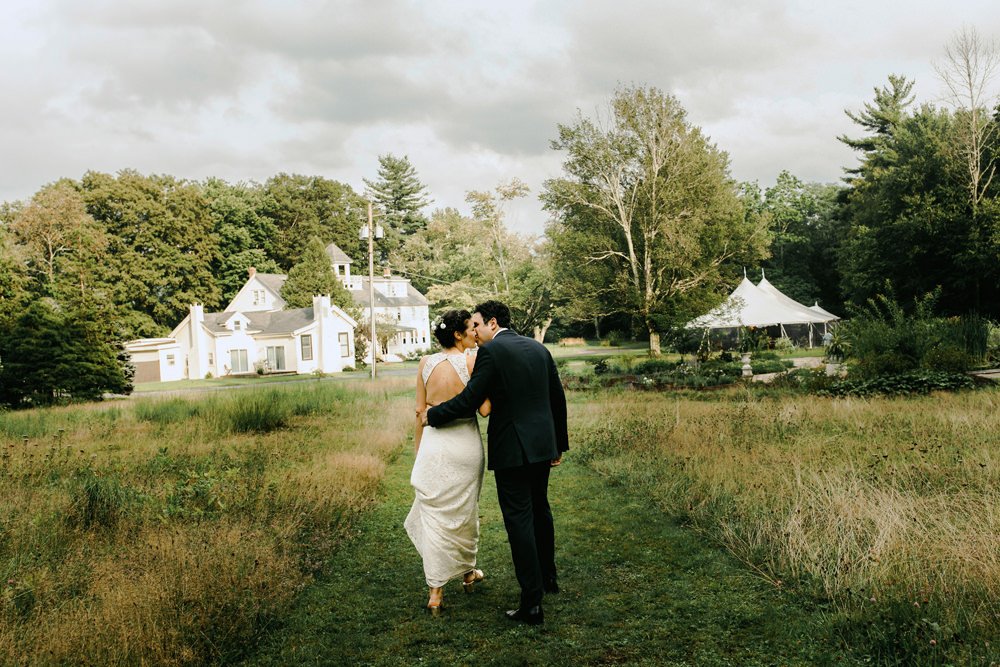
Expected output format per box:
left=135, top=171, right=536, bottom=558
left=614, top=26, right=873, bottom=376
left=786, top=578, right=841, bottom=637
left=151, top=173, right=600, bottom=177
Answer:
left=475, top=300, right=511, bottom=328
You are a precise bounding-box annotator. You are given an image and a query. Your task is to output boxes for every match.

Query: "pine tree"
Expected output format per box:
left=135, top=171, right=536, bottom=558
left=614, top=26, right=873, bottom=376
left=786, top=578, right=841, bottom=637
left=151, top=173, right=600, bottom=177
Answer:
left=0, top=299, right=132, bottom=407
left=364, top=154, right=431, bottom=236
left=837, top=75, right=915, bottom=173
left=363, top=155, right=431, bottom=262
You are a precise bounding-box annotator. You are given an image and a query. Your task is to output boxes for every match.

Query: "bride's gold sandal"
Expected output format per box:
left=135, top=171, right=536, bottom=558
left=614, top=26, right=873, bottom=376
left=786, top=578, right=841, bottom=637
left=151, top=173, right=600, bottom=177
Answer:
left=427, top=587, right=444, bottom=616
left=462, top=569, right=485, bottom=593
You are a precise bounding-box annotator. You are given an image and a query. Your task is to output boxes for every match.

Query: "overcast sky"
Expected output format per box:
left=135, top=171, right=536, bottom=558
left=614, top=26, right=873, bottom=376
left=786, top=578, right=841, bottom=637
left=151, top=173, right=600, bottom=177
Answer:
left=4, top=0, right=1000, bottom=235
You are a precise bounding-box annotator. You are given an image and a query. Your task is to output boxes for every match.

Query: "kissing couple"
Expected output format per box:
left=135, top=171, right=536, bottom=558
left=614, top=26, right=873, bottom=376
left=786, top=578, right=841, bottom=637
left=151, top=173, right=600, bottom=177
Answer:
left=405, top=300, right=569, bottom=625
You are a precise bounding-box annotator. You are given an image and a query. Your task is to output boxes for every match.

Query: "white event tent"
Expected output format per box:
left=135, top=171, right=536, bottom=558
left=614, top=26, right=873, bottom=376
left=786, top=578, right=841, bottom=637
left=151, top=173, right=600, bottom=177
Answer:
left=688, top=271, right=839, bottom=347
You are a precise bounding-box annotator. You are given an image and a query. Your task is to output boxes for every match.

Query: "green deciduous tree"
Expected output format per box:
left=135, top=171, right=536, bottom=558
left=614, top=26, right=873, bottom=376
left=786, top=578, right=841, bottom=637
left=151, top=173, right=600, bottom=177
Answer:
left=280, top=236, right=355, bottom=312
left=0, top=215, right=27, bottom=317
left=392, top=207, right=495, bottom=303
left=759, top=171, right=844, bottom=311
left=8, top=180, right=112, bottom=307
left=202, top=178, right=281, bottom=302
left=465, top=178, right=530, bottom=296
left=392, top=195, right=555, bottom=339
left=261, top=174, right=366, bottom=269
left=542, top=85, right=769, bottom=355
left=80, top=170, right=221, bottom=337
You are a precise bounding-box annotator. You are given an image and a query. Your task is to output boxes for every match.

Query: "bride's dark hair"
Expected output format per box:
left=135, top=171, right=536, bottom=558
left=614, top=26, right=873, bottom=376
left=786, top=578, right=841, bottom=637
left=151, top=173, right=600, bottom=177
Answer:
left=433, top=309, right=472, bottom=349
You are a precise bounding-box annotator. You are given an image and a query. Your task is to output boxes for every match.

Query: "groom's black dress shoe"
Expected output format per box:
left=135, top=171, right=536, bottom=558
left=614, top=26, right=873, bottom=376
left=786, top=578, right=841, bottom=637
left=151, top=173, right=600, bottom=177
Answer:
left=505, top=605, right=544, bottom=625
left=543, top=578, right=559, bottom=594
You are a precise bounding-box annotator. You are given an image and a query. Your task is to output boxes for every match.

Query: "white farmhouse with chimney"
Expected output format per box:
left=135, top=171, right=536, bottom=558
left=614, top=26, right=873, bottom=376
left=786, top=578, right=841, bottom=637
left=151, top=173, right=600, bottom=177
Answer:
left=125, top=242, right=429, bottom=383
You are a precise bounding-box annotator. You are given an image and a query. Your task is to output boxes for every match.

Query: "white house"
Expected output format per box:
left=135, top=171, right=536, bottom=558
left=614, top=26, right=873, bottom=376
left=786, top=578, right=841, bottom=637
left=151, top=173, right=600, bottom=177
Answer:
left=127, top=292, right=358, bottom=383
left=125, top=242, right=429, bottom=383
left=235, top=243, right=431, bottom=360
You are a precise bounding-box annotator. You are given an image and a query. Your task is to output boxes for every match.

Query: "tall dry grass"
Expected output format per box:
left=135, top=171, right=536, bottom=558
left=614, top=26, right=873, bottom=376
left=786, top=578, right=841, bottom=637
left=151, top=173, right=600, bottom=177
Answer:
left=571, top=386, right=1000, bottom=655
left=0, top=378, right=413, bottom=665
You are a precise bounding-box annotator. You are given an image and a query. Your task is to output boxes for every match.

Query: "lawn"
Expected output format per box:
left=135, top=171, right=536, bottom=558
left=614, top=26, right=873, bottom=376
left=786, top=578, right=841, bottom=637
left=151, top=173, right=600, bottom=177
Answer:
left=248, top=433, right=855, bottom=666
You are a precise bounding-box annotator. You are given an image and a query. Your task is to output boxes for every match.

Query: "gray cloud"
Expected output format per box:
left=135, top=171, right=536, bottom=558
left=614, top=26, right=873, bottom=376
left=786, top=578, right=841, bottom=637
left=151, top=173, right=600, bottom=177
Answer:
left=5, top=0, right=1000, bottom=236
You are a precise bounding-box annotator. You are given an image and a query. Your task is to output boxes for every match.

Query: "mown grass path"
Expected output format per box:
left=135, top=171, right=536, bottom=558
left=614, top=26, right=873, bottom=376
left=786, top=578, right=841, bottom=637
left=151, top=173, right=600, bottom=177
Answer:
left=247, top=443, right=858, bottom=666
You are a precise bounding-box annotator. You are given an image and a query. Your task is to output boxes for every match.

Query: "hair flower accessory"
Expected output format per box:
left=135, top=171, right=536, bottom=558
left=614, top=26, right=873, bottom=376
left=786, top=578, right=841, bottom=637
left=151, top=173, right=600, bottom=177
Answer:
left=438, top=322, right=446, bottom=329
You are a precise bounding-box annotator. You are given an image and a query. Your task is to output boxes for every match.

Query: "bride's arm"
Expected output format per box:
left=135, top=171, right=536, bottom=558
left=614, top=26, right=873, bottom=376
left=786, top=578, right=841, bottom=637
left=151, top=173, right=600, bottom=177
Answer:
left=467, top=355, right=491, bottom=417
left=415, top=357, right=427, bottom=454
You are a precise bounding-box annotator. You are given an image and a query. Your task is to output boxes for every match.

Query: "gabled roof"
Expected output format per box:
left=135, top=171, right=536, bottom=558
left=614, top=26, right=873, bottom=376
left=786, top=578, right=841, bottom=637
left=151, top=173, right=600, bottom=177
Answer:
left=350, top=277, right=429, bottom=308
left=255, top=273, right=288, bottom=296
left=246, top=308, right=316, bottom=335
left=202, top=312, right=244, bottom=333
left=202, top=308, right=311, bottom=336
left=201, top=306, right=344, bottom=336
left=325, top=243, right=353, bottom=264
left=258, top=273, right=428, bottom=308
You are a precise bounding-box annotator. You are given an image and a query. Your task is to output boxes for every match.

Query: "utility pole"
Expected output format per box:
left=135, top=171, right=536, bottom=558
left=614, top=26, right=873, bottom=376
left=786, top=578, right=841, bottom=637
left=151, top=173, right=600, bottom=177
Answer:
left=360, top=202, right=383, bottom=380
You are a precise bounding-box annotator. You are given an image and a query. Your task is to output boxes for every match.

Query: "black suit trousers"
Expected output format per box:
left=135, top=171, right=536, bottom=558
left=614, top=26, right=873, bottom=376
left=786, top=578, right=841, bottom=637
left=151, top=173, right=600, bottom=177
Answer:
left=493, top=460, right=556, bottom=609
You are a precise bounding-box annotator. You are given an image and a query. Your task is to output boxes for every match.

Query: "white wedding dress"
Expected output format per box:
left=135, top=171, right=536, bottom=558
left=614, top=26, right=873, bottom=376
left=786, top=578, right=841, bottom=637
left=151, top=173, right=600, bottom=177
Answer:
left=405, top=352, right=485, bottom=588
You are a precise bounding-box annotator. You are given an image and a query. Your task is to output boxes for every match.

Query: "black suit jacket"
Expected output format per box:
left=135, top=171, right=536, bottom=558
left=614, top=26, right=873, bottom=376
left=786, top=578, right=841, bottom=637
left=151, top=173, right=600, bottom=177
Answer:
left=427, top=330, right=569, bottom=471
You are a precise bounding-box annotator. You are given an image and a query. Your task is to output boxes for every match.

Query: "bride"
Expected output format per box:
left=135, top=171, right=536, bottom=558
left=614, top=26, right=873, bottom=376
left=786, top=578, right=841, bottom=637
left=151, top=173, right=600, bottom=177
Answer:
left=405, top=309, right=491, bottom=615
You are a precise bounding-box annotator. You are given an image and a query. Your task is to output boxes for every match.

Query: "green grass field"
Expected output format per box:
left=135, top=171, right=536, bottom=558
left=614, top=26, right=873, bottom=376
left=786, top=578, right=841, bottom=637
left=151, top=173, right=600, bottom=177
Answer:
left=3, top=376, right=997, bottom=664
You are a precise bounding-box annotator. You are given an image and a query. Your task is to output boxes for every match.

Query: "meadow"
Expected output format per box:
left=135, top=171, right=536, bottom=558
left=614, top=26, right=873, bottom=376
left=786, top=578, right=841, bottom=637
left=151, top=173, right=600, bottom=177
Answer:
left=0, top=379, right=413, bottom=664
left=572, top=385, right=1000, bottom=663
left=2, top=376, right=998, bottom=664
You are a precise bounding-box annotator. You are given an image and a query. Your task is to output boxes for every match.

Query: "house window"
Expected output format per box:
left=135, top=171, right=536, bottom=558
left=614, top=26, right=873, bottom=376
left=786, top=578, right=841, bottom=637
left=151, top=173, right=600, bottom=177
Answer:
left=301, top=335, right=313, bottom=361
left=252, top=290, right=264, bottom=306
left=233, top=320, right=242, bottom=331
left=230, top=349, right=249, bottom=373
left=339, top=332, right=350, bottom=357
left=397, top=311, right=402, bottom=321
left=208, top=352, right=214, bottom=366
left=266, top=346, right=286, bottom=371
left=166, top=354, right=175, bottom=366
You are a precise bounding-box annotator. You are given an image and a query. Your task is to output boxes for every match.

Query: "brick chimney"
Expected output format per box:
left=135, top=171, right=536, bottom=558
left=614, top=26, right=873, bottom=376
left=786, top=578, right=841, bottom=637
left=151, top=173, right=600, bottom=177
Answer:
left=248, top=266, right=257, bottom=279
left=383, top=266, right=391, bottom=278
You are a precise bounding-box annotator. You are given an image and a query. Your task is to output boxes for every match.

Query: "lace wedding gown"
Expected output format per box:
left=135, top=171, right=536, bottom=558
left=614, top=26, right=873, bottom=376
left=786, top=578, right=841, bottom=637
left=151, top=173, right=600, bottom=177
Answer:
left=405, top=352, right=485, bottom=588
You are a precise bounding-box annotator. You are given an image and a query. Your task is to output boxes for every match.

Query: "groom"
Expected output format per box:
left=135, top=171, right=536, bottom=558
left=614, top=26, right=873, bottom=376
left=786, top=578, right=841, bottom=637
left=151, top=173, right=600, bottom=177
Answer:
left=423, top=300, right=568, bottom=625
